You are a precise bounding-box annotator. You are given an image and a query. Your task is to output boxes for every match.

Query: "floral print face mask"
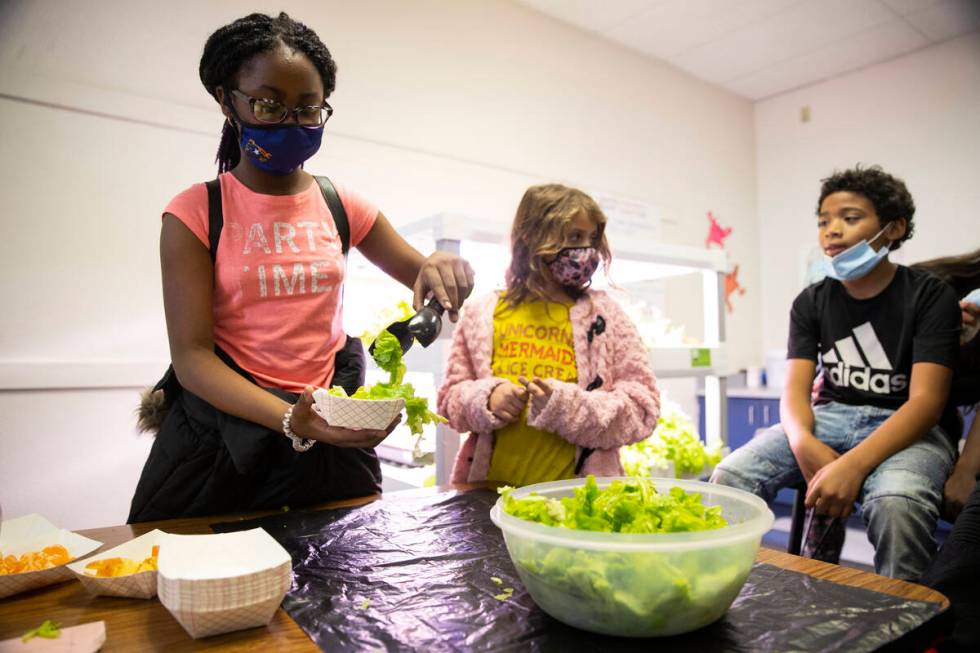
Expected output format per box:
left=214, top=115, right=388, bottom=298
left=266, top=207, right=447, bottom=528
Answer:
left=547, top=246, right=600, bottom=288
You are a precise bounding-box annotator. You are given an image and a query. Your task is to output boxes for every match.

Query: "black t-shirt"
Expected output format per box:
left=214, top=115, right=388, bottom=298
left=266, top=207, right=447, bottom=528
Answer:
left=788, top=265, right=961, bottom=439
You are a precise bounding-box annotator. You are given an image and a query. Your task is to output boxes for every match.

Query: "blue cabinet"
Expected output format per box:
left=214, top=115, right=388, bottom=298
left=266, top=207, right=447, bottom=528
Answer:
left=729, top=399, right=756, bottom=449
left=697, top=394, right=781, bottom=450
left=698, top=392, right=792, bottom=504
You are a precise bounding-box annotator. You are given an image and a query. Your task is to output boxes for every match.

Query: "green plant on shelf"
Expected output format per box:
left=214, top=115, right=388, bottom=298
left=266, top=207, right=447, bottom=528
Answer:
left=621, top=400, right=723, bottom=479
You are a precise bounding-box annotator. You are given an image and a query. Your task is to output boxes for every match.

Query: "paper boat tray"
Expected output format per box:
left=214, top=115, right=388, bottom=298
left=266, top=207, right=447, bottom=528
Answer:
left=312, top=389, right=404, bottom=430
left=67, top=529, right=166, bottom=599
left=0, top=620, right=106, bottom=653
left=0, top=514, right=101, bottom=599
left=156, top=529, right=292, bottom=639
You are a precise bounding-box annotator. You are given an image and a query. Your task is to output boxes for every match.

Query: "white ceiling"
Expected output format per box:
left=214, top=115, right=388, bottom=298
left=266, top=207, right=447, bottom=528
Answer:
left=516, top=0, right=980, bottom=100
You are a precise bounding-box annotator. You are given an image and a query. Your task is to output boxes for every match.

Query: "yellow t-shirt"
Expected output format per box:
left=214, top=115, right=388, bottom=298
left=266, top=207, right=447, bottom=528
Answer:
left=486, top=296, right=578, bottom=486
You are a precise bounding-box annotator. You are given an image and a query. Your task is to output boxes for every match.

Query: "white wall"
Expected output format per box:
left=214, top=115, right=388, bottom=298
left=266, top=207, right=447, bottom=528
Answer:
left=0, top=0, right=758, bottom=529
left=756, top=32, right=980, bottom=357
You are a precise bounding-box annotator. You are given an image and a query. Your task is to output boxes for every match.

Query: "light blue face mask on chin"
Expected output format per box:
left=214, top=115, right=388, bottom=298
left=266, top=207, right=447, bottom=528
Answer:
left=822, top=226, right=892, bottom=281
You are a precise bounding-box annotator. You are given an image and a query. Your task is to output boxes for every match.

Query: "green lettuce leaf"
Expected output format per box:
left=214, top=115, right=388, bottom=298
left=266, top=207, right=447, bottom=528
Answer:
left=328, top=316, right=447, bottom=442
left=22, top=620, right=61, bottom=642
left=371, top=330, right=407, bottom=386
left=359, top=300, right=414, bottom=348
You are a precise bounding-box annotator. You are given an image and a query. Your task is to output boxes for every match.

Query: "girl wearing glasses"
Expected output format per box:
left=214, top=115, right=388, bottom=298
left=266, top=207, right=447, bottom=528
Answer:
left=128, top=12, right=474, bottom=522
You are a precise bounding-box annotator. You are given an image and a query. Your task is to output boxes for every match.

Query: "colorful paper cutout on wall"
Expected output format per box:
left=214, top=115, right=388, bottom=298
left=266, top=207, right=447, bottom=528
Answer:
left=725, top=264, right=746, bottom=313
left=705, top=211, right=732, bottom=249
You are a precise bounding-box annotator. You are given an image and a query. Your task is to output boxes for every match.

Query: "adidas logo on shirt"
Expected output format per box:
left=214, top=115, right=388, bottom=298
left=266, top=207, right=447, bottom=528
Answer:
left=821, top=321, right=908, bottom=394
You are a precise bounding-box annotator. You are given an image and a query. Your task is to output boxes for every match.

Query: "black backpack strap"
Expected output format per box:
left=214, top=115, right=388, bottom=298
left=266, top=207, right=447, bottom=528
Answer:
left=315, top=175, right=350, bottom=256
left=205, top=176, right=348, bottom=258
left=153, top=179, right=221, bottom=397
left=205, top=179, right=222, bottom=263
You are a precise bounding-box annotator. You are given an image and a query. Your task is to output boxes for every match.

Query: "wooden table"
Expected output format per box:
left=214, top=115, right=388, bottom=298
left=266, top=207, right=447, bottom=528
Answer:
left=0, top=486, right=950, bottom=651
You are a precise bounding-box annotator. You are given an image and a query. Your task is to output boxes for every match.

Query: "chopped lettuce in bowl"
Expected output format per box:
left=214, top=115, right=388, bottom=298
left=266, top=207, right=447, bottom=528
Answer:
left=490, top=476, right=773, bottom=637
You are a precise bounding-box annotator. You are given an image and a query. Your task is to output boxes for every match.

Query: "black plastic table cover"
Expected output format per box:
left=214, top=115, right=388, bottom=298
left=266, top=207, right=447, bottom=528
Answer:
left=212, top=489, right=945, bottom=652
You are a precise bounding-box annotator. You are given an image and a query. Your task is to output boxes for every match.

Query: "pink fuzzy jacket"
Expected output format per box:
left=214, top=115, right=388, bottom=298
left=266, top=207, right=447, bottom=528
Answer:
left=437, top=290, right=660, bottom=484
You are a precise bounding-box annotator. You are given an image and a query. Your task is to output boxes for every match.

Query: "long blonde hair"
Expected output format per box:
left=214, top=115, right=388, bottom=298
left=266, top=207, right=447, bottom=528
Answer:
left=504, top=184, right=611, bottom=308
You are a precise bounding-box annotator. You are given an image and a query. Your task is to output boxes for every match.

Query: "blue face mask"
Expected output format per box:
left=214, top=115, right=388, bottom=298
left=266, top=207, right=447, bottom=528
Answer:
left=821, top=226, right=891, bottom=281
left=227, top=101, right=324, bottom=175
left=237, top=122, right=323, bottom=176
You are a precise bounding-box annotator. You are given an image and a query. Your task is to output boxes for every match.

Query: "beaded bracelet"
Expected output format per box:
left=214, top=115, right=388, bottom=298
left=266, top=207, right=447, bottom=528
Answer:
left=282, top=404, right=314, bottom=452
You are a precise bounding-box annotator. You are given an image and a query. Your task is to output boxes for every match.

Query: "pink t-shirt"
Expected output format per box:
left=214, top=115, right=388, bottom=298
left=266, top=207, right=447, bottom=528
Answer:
left=163, top=172, right=378, bottom=392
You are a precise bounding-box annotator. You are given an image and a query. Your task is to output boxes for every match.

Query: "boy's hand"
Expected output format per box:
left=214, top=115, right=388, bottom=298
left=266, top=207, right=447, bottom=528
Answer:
left=804, top=456, right=865, bottom=519
left=520, top=376, right=553, bottom=414
left=943, top=469, right=977, bottom=522
left=789, top=435, right=839, bottom=483
left=488, top=382, right=528, bottom=425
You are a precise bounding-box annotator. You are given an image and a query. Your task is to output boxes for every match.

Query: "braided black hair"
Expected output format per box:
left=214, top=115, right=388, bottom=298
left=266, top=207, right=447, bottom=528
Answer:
left=817, top=165, right=915, bottom=250
left=199, top=12, right=337, bottom=173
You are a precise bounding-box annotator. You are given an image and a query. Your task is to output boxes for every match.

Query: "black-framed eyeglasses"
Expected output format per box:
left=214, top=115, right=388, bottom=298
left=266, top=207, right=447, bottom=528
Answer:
left=230, top=89, right=333, bottom=127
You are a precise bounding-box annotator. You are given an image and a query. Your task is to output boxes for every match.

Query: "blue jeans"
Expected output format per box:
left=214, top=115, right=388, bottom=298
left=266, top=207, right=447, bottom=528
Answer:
left=710, top=401, right=956, bottom=581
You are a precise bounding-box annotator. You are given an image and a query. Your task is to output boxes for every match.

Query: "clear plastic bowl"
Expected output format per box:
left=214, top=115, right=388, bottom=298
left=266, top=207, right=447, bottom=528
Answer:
left=490, top=477, right=774, bottom=638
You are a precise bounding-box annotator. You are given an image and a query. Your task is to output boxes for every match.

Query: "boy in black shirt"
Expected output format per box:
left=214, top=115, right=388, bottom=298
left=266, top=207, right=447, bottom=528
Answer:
left=712, top=166, right=961, bottom=580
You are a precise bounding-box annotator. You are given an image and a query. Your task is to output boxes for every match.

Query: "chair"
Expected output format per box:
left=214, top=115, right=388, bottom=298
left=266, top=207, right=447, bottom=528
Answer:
left=785, top=484, right=852, bottom=565
left=787, top=483, right=807, bottom=556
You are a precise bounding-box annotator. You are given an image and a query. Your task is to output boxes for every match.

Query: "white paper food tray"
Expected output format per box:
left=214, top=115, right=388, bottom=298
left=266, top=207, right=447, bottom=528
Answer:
left=67, top=529, right=166, bottom=599
left=311, top=389, right=404, bottom=430
left=156, top=529, right=292, bottom=639
left=0, top=514, right=101, bottom=600
left=0, top=620, right=106, bottom=652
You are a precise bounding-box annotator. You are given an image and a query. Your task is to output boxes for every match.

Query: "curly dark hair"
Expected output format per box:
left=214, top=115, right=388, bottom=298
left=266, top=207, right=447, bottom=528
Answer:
left=817, top=165, right=915, bottom=250
left=199, top=12, right=337, bottom=173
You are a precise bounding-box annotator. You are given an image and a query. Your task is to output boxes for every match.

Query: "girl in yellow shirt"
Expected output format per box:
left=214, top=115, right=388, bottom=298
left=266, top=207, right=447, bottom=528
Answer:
left=437, top=184, right=661, bottom=487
